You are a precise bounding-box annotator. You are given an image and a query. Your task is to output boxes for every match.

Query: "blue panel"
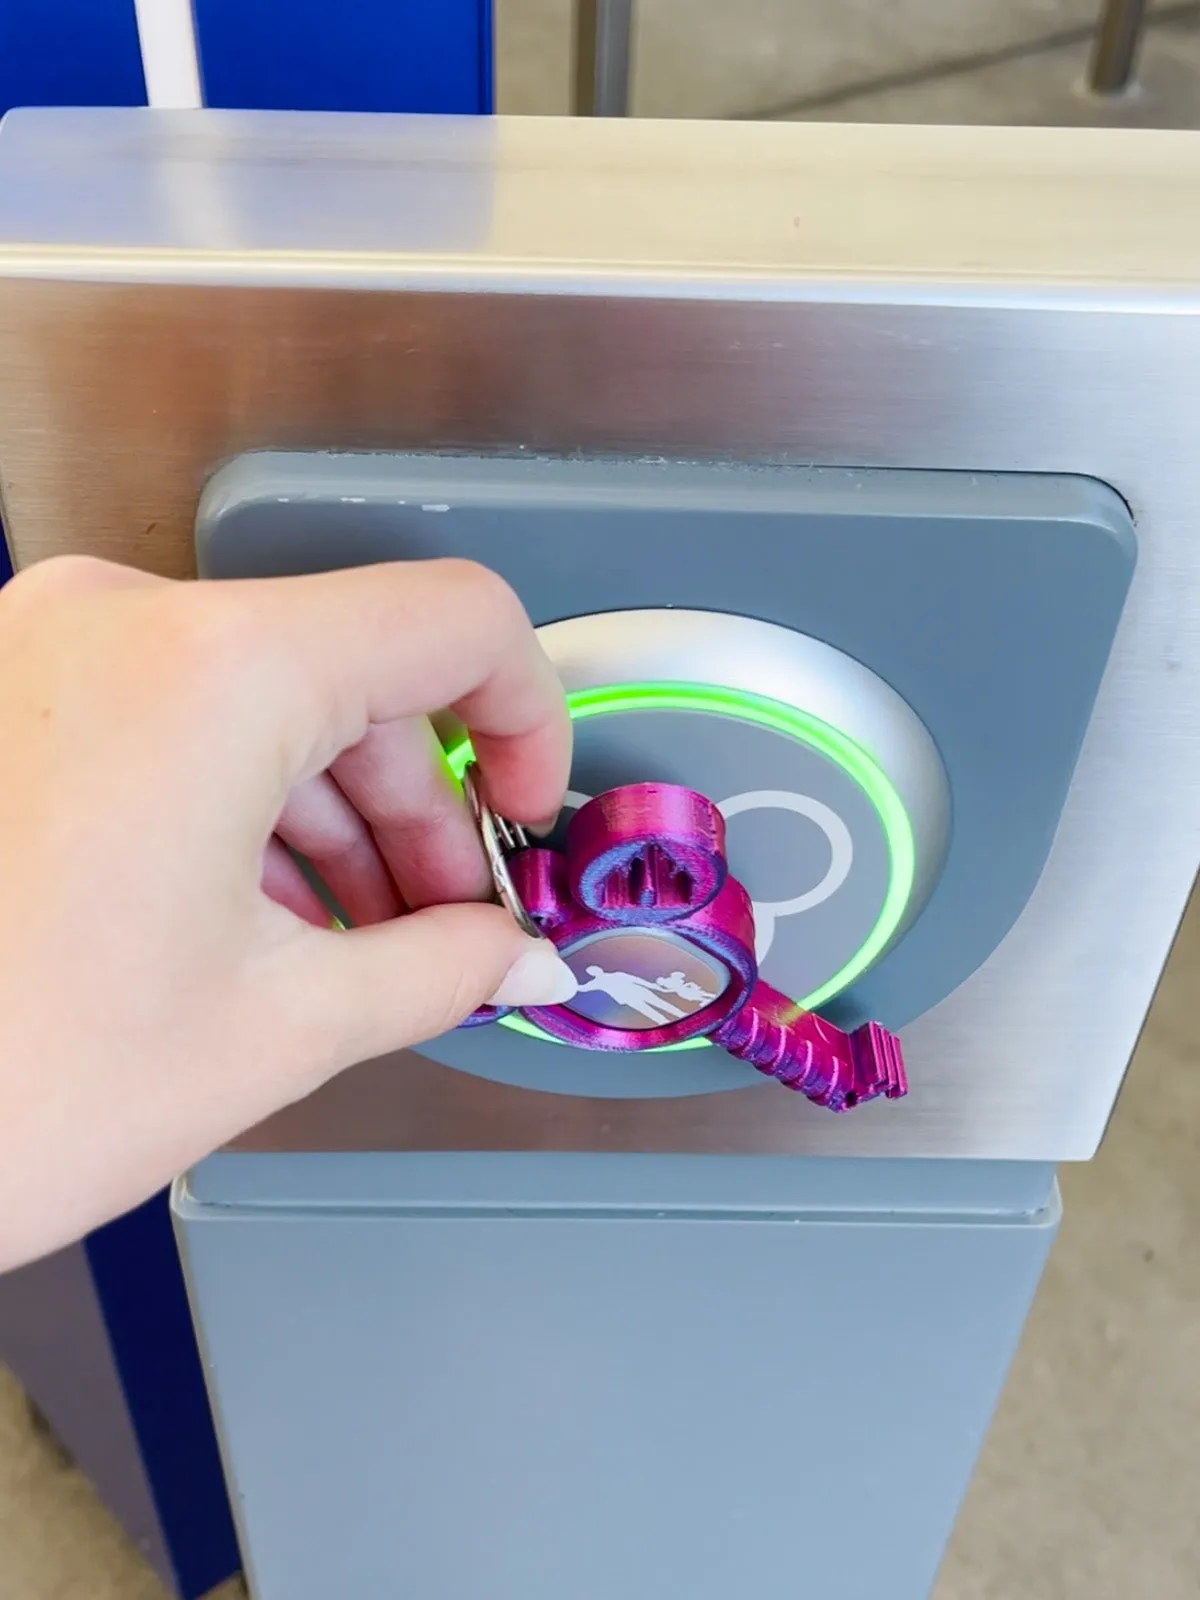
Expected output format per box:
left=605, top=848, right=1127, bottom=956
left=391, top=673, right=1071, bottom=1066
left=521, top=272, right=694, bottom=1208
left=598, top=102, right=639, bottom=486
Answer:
left=195, top=0, right=494, bottom=115
left=86, top=1193, right=241, bottom=1599
left=0, top=0, right=147, bottom=115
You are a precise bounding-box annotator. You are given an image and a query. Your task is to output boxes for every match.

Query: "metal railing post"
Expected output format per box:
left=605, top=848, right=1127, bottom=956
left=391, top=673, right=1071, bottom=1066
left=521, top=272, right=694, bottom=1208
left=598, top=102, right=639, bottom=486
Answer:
left=573, top=0, right=634, bottom=115
left=1087, top=0, right=1148, bottom=95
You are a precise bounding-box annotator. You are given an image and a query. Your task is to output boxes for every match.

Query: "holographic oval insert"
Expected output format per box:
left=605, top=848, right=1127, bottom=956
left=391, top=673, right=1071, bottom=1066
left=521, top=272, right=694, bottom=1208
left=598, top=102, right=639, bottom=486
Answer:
left=559, top=927, right=731, bottom=1032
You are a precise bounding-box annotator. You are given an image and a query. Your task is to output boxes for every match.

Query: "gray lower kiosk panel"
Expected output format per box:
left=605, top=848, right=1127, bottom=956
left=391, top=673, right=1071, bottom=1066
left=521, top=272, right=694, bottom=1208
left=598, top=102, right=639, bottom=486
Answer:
left=175, top=1156, right=1058, bottom=1600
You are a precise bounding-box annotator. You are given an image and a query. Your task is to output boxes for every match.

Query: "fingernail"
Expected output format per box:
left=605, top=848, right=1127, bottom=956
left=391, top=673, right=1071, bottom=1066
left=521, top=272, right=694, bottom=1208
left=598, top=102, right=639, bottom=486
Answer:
left=488, top=941, right=578, bottom=1007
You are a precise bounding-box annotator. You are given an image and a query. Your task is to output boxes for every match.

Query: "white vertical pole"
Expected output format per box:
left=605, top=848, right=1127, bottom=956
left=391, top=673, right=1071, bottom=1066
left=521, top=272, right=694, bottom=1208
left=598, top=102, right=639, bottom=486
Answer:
left=133, top=0, right=204, bottom=109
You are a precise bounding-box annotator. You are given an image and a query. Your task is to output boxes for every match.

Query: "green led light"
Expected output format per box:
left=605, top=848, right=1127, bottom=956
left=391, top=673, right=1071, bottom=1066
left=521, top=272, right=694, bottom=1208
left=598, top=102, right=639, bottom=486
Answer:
left=446, top=682, right=916, bottom=1049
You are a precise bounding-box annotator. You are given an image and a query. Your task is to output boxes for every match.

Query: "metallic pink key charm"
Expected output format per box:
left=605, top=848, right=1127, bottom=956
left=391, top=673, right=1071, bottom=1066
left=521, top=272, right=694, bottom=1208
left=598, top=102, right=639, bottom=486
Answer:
left=460, top=770, right=907, bottom=1113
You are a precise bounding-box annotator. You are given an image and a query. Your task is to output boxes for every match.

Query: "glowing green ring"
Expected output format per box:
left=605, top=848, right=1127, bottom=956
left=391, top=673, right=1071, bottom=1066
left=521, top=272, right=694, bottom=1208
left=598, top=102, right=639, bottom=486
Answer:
left=446, top=682, right=916, bottom=1051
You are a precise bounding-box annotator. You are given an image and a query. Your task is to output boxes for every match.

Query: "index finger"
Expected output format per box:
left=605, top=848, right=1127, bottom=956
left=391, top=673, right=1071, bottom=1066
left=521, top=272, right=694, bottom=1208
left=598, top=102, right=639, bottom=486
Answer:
left=227, top=558, right=572, bottom=830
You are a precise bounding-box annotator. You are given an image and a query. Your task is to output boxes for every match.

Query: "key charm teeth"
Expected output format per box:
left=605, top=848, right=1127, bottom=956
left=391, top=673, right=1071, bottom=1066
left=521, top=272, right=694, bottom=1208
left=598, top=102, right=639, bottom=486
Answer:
left=709, top=983, right=907, bottom=1111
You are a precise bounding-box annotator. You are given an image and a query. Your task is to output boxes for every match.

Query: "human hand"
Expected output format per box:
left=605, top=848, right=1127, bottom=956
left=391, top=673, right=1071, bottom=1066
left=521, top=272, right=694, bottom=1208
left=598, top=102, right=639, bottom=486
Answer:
left=0, top=555, right=575, bottom=1270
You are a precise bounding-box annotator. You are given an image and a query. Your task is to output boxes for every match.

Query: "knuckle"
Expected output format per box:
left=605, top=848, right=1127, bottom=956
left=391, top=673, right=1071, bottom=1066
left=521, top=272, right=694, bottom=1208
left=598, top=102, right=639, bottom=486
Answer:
left=34, top=553, right=122, bottom=591
left=437, top=558, right=526, bottom=625
left=416, top=964, right=482, bottom=1040
left=407, top=908, right=508, bottom=1038
left=448, top=960, right=491, bottom=1026
left=2, top=553, right=121, bottom=609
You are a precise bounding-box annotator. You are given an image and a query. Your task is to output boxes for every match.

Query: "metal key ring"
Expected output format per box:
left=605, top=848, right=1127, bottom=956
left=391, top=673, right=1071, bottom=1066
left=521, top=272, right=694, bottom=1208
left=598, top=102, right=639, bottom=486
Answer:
left=461, top=762, right=544, bottom=941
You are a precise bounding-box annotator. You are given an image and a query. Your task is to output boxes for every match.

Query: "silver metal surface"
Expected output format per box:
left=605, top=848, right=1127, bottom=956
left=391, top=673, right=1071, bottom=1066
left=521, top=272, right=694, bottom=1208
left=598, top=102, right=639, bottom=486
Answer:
left=538, top=609, right=951, bottom=947
left=1087, top=0, right=1148, bottom=95
left=1, top=108, right=1198, bottom=1158
left=573, top=0, right=634, bottom=116
left=461, top=762, right=541, bottom=940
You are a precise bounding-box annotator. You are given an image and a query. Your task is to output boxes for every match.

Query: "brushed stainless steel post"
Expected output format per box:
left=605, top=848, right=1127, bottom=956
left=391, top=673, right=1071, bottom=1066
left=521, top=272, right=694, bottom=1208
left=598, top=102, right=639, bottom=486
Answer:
left=1087, top=0, right=1148, bottom=95
left=573, top=0, right=633, bottom=116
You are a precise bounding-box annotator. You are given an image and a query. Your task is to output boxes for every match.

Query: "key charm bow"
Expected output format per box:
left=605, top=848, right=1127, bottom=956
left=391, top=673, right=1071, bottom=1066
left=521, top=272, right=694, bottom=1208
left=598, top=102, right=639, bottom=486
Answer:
left=462, top=772, right=907, bottom=1113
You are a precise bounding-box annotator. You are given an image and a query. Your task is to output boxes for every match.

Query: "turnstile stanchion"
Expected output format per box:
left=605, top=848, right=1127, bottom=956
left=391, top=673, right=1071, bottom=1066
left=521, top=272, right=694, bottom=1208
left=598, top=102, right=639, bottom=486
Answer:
left=2, top=107, right=1198, bottom=1599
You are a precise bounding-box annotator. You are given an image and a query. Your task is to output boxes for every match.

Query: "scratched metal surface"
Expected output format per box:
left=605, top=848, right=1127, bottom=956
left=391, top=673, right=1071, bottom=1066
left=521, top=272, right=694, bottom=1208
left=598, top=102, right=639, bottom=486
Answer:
left=0, top=108, right=1197, bottom=1158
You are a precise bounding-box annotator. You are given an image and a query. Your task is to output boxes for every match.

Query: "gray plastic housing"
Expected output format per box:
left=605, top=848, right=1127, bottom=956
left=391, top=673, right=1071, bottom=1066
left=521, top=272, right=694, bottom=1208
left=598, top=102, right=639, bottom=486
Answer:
left=198, top=454, right=1134, bottom=1096
left=175, top=1154, right=1060, bottom=1600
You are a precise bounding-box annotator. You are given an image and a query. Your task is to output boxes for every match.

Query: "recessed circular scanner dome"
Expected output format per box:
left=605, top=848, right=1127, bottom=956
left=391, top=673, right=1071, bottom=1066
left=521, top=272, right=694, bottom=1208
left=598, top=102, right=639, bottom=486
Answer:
left=445, top=609, right=951, bottom=1056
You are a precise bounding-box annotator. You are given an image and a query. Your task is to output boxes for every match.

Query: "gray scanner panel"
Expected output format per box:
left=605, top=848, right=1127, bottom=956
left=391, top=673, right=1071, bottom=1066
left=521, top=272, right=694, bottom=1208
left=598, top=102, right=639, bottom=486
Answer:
left=198, top=454, right=1134, bottom=1098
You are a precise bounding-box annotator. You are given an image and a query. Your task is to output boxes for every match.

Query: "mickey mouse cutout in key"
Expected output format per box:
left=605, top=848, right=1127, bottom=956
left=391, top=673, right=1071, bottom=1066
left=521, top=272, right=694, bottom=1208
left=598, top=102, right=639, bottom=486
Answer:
left=462, top=777, right=907, bottom=1113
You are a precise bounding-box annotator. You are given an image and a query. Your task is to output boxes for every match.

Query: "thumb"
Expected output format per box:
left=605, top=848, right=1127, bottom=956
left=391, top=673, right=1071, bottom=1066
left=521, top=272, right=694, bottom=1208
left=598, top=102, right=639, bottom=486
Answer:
left=283, top=902, right=578, bottom=1073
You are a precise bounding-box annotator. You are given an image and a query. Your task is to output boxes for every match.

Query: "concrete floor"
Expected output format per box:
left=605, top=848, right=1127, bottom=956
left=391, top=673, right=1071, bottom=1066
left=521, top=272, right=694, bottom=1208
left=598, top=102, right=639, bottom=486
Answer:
left=4, top=4, right=1200, bottom=1597
left=498, top=0, right=1200, bottom=124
